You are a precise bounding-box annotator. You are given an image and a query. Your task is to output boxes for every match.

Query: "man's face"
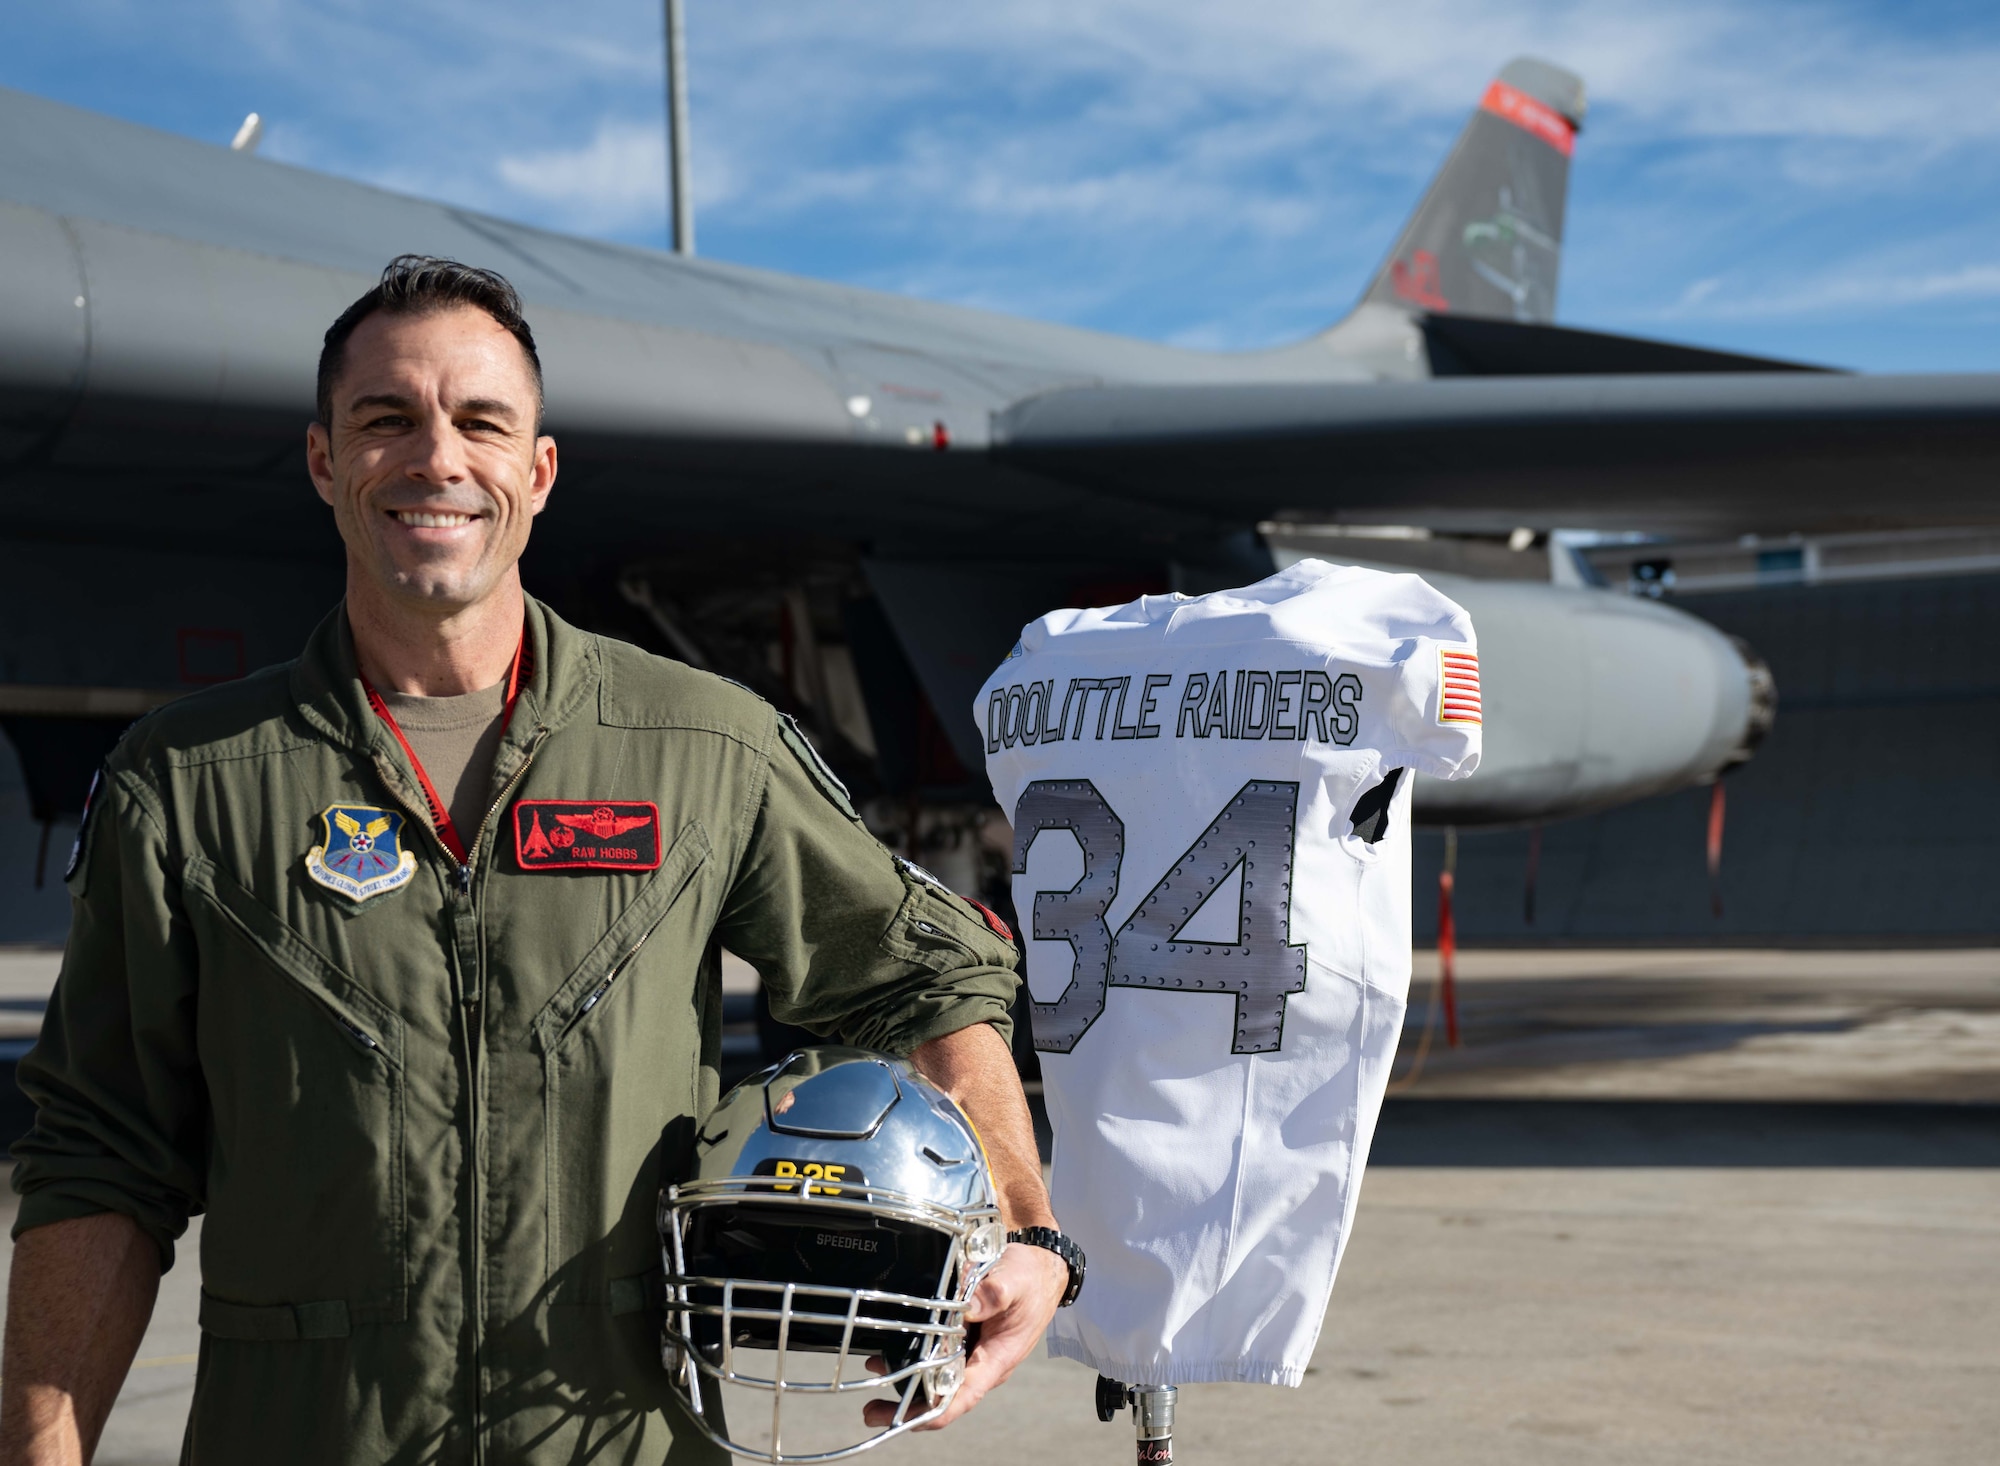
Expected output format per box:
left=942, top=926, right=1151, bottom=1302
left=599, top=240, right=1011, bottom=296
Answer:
left=307, top=305, right=556, bottom=613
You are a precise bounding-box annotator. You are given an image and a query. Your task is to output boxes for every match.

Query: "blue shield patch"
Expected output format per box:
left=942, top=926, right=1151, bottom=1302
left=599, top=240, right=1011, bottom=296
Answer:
left=305, top=804, right=417, bottom=902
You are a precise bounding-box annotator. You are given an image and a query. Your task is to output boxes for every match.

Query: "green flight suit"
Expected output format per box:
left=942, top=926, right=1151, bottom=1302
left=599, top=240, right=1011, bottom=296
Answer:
left=11, top=596, right=1019, bottom=1464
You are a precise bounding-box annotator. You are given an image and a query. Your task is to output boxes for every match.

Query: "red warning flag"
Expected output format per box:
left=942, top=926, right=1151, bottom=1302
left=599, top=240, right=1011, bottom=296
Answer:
left=1707, top=782, right=1726, bottom=919
left=1438, top=869, right=1460, bottom=1049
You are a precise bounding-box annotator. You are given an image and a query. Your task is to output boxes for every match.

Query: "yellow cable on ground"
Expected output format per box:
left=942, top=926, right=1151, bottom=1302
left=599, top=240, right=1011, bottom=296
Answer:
left=1386, top=963, right=1444, bottom=1094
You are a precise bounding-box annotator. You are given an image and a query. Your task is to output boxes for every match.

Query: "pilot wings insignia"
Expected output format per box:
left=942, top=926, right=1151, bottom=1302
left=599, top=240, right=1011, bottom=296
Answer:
left=306, top=804, right=416, bottom=902
left=556, top=806, right=653, bottom=840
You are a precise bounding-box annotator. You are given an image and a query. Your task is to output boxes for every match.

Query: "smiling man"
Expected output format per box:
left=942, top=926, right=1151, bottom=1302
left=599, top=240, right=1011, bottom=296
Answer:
left=1, top=257, right=1071, bottom=1464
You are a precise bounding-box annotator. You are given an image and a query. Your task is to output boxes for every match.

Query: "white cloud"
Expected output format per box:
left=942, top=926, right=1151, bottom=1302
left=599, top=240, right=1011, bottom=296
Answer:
left=638, top=0, right=2000, bottom=314
left=118, top=2, right=2000, bottom=241
left=27, top=0, right=2000, bottom=360
left=498, top=122, right=667, bottom=234
left=1678, top=262, right=2000, bottom=319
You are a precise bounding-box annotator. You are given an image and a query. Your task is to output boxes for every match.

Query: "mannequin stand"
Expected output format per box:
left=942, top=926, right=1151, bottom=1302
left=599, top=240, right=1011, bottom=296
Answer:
left=1096, top=1376, right=1176, bottom=1464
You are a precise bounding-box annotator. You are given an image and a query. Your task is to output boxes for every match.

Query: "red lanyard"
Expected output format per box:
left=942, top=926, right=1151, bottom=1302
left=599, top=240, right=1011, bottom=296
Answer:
left=362, top=635, right=525, bottom=866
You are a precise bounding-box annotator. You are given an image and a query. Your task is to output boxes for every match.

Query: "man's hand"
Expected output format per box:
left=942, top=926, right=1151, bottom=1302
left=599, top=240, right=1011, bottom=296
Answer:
left=862, top=1240, right=1068, bottom=1431
left=875, top=1020, right=1068, bottom=1433
left=1, top=1212, right=160, bottom=1466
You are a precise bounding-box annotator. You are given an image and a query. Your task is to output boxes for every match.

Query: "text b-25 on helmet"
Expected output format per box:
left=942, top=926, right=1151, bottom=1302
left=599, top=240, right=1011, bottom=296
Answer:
left=658, top=1046, right=1004, bottom=1462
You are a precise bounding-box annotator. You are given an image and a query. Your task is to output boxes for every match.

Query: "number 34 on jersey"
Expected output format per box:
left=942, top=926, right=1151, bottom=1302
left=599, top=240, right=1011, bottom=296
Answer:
left=1014, top=778, right=1306, bottom=1055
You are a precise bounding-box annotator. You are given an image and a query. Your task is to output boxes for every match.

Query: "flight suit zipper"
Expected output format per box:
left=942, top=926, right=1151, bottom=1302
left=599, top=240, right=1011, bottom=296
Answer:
left=575, top=975, right=615, bottom=1022
left=369, top=724, right=547, bottom=1466
left=557, top=931, right=653, bottom=1048
left=336, top=1016, right=382, bottom=1052
left=460, top=726, right=546, bottom=1466
left=464, top=728, right=547, bottom=898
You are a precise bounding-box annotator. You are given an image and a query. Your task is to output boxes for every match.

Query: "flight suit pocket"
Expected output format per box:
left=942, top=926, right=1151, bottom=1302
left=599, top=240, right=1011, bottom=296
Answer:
left=183, top=857, right=408, bottom=1324
left=534, top=820, right=711, bottom=1303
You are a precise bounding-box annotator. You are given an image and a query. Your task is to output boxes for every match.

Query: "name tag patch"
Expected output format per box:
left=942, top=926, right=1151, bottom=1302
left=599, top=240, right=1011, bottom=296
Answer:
left=513, top=800, right=662, bottom=871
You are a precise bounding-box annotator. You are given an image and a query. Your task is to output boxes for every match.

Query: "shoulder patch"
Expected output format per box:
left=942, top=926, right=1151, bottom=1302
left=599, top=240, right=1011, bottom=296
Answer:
left=63, top=768, right=104, bottom=892
left=776, top=714, right=859, bottom=821
left=962, top=895, right=1015, bottom=942
left=305, top=804, right=418, bottom=902
left=1438, top=645, right=1481, bottom=726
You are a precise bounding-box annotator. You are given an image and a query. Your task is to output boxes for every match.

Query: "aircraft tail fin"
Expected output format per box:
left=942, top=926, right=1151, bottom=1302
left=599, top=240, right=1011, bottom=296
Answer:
left=1360, top=57, right=1586, bottom=325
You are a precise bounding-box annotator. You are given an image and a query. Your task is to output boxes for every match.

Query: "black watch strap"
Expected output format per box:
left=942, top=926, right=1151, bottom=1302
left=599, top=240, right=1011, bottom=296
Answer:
left=1007, top=1226, right=1086, bottom=1307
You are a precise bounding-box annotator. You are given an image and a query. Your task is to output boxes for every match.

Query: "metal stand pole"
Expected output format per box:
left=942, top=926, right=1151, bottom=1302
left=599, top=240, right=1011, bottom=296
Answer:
left=664, top=0, right=694, bottom=255
left=1134, top=1384, right=1175, bottom=1464
left=1097, top=1376, right=1177, bottom=1464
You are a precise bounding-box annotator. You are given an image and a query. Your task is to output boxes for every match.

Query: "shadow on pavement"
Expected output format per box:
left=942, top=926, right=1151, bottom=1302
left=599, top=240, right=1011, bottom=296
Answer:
left=1025, top=1095, right=2000, bottom=1167
left=1369, top=1099, right=2000, bottom=1167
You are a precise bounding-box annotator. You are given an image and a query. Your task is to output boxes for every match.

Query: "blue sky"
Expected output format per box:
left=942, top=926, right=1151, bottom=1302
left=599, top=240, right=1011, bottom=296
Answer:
left=9, top=1, right=2000, bottom=369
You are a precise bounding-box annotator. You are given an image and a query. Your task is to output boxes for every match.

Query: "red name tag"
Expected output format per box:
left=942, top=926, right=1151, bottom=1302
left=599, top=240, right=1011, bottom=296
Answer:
left=513, top=800, right=663, bottom=872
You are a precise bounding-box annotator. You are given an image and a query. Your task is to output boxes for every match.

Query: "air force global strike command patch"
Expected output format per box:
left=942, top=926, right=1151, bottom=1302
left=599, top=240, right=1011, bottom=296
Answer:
left=305, top=805, right=417, bottom=902
left=513, top=800, right=663, bottom=872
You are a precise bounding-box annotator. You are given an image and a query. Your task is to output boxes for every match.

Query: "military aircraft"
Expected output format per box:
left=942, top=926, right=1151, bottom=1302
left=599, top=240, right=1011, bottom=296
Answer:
left=1, top=56, right=1996, bottom=870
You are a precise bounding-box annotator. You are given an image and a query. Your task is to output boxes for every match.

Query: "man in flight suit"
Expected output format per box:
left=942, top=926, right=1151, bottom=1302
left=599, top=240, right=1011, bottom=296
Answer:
left=1, top=256, right=1070, bottom=1463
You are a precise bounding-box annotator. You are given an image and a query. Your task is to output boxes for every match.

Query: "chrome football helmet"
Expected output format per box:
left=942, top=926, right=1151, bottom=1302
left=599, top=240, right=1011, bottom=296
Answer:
left=659, top=1046, right=1005, bottom=1463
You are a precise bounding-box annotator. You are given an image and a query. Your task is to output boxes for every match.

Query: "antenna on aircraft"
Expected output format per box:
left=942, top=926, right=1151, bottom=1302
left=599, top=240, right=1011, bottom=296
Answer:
left=229, top=113, right=263, bottom=154
left=664, top=0, right=693, bottom=254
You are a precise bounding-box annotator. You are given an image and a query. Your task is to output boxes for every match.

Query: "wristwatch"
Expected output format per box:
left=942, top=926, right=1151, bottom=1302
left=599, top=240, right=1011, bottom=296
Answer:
left=1007, top=1226, right=1086, bottom=1306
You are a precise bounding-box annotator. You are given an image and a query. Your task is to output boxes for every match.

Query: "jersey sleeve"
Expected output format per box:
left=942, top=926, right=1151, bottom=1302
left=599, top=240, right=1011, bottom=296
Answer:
left=1374, top=587, right=1483, bottom=781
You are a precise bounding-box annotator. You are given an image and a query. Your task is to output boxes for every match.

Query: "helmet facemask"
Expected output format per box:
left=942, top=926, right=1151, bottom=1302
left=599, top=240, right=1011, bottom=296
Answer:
left=660, top=1048, right=1005, bottom=1462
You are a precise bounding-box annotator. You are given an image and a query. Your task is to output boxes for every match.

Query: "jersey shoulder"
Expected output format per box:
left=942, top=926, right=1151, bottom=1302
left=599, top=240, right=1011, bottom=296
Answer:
left=1258, top=560, right=1475, bottom=652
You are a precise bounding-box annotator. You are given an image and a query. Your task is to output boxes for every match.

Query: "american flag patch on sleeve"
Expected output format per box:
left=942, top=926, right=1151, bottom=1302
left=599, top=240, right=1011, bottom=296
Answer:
left=1438, top=646, right=1481, bottom=725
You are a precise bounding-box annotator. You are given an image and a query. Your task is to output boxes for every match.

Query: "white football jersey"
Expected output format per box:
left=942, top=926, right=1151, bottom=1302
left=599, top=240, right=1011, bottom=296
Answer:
left=976, top=560, right=1480, bottom=1387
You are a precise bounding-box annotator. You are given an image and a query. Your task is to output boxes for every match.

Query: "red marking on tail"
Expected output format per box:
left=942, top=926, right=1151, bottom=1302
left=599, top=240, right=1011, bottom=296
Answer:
left=1391, top=249, right=1450, bottom=311
left=1480, top=79, right=1576, bottom=156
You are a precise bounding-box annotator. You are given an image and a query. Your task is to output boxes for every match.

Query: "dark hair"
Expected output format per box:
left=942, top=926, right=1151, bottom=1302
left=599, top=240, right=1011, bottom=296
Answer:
left=316, top=254, right=544, bottom=430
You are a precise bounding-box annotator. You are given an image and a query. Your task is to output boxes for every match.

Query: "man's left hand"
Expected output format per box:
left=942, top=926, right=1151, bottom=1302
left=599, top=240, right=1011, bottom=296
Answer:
left=863, top=1240, right=1068, bottom=1430
left=885, top=1021, right=1071, bottom=1432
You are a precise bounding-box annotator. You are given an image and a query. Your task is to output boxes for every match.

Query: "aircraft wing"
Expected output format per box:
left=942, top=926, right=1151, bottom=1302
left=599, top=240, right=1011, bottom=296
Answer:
left=991, top=372, right=2000, bottom=535
left=6, top=80, right=1999, bottom=548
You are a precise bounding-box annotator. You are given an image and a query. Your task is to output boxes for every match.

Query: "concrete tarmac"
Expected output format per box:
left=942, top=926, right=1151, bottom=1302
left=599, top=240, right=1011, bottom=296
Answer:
left=897, top=1167, right=1999, bottom=1466
left=12, top=1166, right=1989, bottom=1466
left=1391, top=947, right=2000, bottom=1101
left=2, top=947, right=1995, bottom=1464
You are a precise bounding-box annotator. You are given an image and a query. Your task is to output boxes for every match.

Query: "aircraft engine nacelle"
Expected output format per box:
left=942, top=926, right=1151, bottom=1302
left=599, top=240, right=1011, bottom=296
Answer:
left=1409, top=576, right=1774, bottom=826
